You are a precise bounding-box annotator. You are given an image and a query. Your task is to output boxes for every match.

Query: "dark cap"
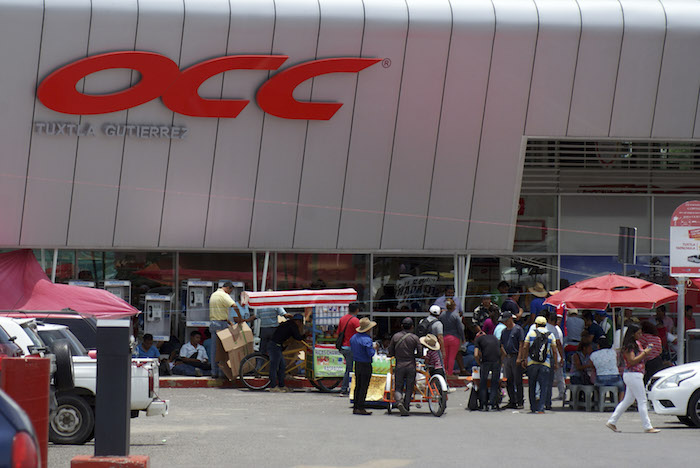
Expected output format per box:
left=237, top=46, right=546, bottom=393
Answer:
left=401, top=317, right=414, bottom=327
left=501, top=311, right=513, bottom=321
left=292, top=313, right=304, bottom=321
left=222, top=281, right=234, bottom=289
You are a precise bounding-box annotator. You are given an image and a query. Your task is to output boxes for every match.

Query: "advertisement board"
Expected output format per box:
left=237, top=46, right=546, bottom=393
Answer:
left=311, top=346, right=345, bottom=378
left=670, top=201, right=700, bottom=277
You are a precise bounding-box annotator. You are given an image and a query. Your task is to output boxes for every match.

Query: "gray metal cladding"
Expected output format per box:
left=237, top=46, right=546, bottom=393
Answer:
left=0, top=0, right=693, bottom=252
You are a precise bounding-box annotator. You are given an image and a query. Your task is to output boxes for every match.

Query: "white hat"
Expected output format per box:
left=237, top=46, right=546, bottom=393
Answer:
left=429, top=305, right=441, bottom=316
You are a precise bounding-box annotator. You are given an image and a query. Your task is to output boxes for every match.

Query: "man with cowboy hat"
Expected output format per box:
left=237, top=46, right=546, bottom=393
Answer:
left=388, top=317, right=422, bottom=416
left=350, top=317, right=377, bottom=415
left=420, top=333, right=444, bottom=379
left=528, top=282, right=552, bottom=316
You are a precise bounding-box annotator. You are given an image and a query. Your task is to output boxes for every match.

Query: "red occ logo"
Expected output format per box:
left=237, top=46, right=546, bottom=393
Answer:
left=37, top=51, right=380, bottom=120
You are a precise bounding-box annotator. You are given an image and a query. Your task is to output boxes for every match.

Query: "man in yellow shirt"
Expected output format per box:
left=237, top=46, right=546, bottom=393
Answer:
left=209, top=282, right=244, bottom=378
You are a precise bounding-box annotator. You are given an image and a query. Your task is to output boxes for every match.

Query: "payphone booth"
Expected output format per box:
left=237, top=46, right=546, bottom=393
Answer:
left=217, top=280, right=245, bottom=302
left=68, top=280, right=95, bottom=288
left=185, top=280, right=214, bottom=327
left=103, top=280, right=131, bottom=303
left=144, top=294, right=172, bottom=342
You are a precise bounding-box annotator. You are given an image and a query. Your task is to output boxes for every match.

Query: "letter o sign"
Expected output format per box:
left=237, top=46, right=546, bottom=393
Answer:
left=37, top=51, right=180, bottom=115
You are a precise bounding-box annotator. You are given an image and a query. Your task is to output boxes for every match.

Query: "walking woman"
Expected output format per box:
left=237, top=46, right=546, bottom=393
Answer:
left=606, top=323, right=660, bottom=433
left=439, top=298, right=465, bottom=375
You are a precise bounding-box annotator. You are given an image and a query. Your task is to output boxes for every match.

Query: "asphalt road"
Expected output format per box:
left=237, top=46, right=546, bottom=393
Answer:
left=49, top=387, right=697, bottom=468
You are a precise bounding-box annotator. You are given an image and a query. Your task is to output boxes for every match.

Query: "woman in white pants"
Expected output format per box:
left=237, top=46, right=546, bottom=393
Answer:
left=606, top=323, right=660, bottom=433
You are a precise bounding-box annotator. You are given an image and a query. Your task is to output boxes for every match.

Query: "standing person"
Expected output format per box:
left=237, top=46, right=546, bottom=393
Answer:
left=500, top=311, right=525, bottom=409
left=338, top=303, right=361, bottom=396
left=473, top=293, right=500, bottom=328
left=583, top=311, right=605, bottom=342
left=256, top=298, right=288, bottom=355
left=492, top=281, right=510, bottom=307
left=439, top=298, right=465, bottom=376
left=268, top=314, right=305, bottom=393
left=527, top=282, right=550, bottom=316
left=433, top=286, right=464, bottom=315
left=474, top=331, right=503, bottom=411
left=521, top=316, right=557, bottom=413
left=655, top=305, right=674, bottom=333
left=685, top=305, right=696, bottom=331
left=350, top=317, right=377, bottom=415
left=388, top=317, right=422, bottom=416
left=606, top=323, right=660, bottom=433
left=501, top=288, right=523, bottom=323
left=481, top=310, right=498, bottom=335
left=564, top=309, right=585, bottom=346
left=418, top=305, right=445, bottom=362
left=547, top=311, right=566, bottom=402
left=209, top=282, right=248, bottom=379
left=595, top=310, right=614, bottom=344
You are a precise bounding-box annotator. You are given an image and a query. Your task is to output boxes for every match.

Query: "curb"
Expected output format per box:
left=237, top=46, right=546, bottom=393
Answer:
left=159, top=375, right=474, bottom=389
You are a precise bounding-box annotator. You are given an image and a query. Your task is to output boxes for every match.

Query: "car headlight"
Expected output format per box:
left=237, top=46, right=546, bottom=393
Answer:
left=656, top=370, right=696, bottom=389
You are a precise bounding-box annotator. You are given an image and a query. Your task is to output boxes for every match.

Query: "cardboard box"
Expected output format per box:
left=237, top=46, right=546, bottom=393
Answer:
left=216, top=323, right=254, bottom=380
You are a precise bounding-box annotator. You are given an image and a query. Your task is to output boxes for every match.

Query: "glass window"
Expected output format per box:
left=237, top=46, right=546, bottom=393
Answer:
left=178, top=252, right=258, bottom=291
left=560, top=255, right=622, bottom=286
left=560, top=196, right=650, bottom=254
left=514, top=195, right=557, bottom=253
left=277, top=253, right=369, bottom=305
left=34, top=249, right=74, bottom=284
left=653, top=196, right=699, bottom=255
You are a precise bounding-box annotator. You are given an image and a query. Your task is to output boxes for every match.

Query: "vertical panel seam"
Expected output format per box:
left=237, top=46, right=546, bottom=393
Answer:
left=112, top=0, right=140, bottom=247
left=521, top=0, right=540, bottom=136
left=565, top=0, right=584, bottom=136
left=378, top=0, right=410, bottom=249
left=335, top=0, right=367, bottom=249
left=422, top=0, right=454, bottom=250
left=291, top=0, right=322, bottom=248
left=607, top=0, right=625, bottom=137
left=649, top=0, right=668, bottom=138
left=19, top=0, right=47, bottom=245
left=464, top=0, right=496, bottom=251
left=157, top=0, right=187, bottom=247
left=248, top=0, right=277, bottom=248
left=203, top=0, right=233, bottom=248
left=65, top=0, right=94, bottom=246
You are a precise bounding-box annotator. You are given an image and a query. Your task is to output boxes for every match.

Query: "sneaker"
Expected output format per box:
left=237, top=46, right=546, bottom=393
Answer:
left=447, top=387, right=457, bottom=393
left=339, top=391, right=349, bottom=397
left=553, top=395, right=564, bottom=401
left=194, top=368, right=203, bottom=377
left=269, top=387, right=283, bottom=393
left=282, top=387, right=293, bottom=393
left=396, top=402, right=409, bottom=416
left=353, top=409, right=372, bottom=415
left=605, top=422, right=620, bottom=433
left=503, top=403, right=517, bottom=409
left=516, top=404, right=525, bottom=409
left=645, top=428, right=660, bottom=433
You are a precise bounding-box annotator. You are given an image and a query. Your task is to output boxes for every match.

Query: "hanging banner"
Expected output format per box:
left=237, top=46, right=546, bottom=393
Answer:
left=670, top=200, right=700, bottom=276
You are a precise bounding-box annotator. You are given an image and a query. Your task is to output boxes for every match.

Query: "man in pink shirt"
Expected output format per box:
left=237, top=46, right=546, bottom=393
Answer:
left=338, top=303, right=361, bottom=396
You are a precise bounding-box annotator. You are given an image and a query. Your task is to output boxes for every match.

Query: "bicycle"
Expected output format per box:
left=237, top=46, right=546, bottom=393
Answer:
left=382, top=359, right=448, bottom=417
left=239, top=340, right=342, bottom=392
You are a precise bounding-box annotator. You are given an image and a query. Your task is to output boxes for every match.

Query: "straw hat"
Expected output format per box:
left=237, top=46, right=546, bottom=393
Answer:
left=420, top=333, right=440, bottom=351
left=356, top=317, right=377, bottom=333
left=528, top=282, right=549, bottom=298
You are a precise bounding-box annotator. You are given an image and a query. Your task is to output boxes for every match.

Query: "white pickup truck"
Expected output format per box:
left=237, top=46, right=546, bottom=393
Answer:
left=0, top=317, right=168, bottom=445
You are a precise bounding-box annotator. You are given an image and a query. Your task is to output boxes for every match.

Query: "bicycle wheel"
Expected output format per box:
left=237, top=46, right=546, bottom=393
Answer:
left=427, top=375, right=447, bottom=417
left=239, top=352, right=271, bottom=390
left=310, top=377, right=343, bottom=393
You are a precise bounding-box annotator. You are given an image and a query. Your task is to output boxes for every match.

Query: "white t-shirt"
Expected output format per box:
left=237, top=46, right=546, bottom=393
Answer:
left=590, top=348, right=619, bottom=376
left=180, top=342, right=208, bottom=362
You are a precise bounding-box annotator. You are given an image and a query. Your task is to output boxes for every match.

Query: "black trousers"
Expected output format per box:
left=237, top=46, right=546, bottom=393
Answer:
left=479, top=361, right=501, bottom=408
left=394, top=365, right=416, bottom=409
left=353, top=361, right=372, bottom=410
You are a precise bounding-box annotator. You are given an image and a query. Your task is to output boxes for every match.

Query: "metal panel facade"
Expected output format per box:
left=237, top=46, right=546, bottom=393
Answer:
left=1, top=0, right=699, bottom=253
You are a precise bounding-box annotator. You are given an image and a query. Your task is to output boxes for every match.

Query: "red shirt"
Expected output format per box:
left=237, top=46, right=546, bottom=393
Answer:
left=338, top=314, right=360, bottom=347
left=685, top=316, right=697, bottom=332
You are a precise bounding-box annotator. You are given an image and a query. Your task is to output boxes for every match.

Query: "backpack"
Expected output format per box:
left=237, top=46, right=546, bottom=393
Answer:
left=528, top=330, right=550, bottom=363
left=417, top=316, right=436, bottom=337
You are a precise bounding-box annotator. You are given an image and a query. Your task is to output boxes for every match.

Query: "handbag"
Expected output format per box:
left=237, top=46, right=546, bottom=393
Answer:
left=335, top=317, right=353, bottom=350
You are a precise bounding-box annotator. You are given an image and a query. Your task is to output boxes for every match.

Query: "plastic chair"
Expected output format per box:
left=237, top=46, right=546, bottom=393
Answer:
left=564, top=384, right=579, bottom=409
left=596, top=385, right=619, bottom=412
left=572, top=385, right=596, bottom=411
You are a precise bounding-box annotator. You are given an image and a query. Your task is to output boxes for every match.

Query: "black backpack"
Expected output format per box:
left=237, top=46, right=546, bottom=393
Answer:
left=416, top=316, right=436, bottom=337
left=528, top=330, right=550, bottom=363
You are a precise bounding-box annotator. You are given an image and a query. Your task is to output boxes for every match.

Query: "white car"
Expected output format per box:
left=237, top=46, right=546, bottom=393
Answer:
left=35, top=322, right=169, bottom=445
left=647, top=361, right=700, bottom=427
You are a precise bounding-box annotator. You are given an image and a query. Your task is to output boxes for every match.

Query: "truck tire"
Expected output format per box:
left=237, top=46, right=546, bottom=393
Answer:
left=49, top=394, right=95, bottom=445
left=52, top=340, right=74, bottom=392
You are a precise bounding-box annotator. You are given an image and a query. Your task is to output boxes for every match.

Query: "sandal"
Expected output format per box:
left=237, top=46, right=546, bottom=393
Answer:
left=605, top=423, right=620, bottom=433
left=644, top=428, right=660, bottom=433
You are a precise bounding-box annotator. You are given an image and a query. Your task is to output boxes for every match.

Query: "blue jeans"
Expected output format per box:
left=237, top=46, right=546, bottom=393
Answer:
left=527, top=364, right=551, bottom=412
left=209, top=320, right=229, bottom=377
left=172, top=363, right=211, bottom=376
left=268, top=342, right=286, bottom=388
left=340, top=346, right=353, bottom=393
left=596, top=374, right=625, bottom=393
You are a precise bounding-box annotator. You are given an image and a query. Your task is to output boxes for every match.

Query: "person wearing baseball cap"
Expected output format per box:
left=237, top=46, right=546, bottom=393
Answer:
left=268, top=314, right=305, bottom=393
left=521, top=315, right=558, bottom=413
left=418, top=305, right=445, bottom=363
left=350, top=317, right=377, bottom=415
left=388, top=317, right=422, bottom=416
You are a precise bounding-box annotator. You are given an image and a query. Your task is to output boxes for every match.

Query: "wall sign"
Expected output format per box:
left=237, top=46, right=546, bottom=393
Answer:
left=33, top=121, right=187, bottom=139
left=670, top=200, right=700, bottom=276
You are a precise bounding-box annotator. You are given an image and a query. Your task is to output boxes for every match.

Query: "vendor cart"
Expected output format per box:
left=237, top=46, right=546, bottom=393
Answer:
left=382, top=359, right=448, bottom=417
left=239, top=288, right=357, bottom=392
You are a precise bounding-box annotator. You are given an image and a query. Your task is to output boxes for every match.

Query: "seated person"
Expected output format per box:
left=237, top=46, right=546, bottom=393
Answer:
left=135, top=333, right=160, bottom=359
left=420, top=334, right=445, bottom=379
left=172, top=331, right=211, bottom=377
left=569, top=341, right=594, bottom=385
left=589, top=337, right=625, bottom=399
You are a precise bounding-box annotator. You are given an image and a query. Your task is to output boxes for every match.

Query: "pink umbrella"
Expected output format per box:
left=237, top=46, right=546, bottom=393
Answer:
left=544, top=274, right=677, bottom=310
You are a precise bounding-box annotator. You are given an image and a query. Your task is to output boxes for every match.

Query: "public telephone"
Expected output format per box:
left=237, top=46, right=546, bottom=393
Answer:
left=68, top=280, right=95, bottom=288
left=217, top=280, right=244, bottom=302
left=103, top=280, right=131, bottom=303
left=185, top=280, right=214, bottom=326
left=143, top=293, right=172, bottom=342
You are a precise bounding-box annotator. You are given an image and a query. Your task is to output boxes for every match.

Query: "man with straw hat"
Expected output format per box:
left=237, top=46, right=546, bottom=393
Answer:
left=528, top=282, right=552, bottom=316
left=350, top=317, right=377, bottom=415
left=420, top=333, right=444, bottom=379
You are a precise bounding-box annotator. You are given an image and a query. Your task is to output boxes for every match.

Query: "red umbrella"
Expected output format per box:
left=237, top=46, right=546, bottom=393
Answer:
left=544, top=274, right=677, bottom=310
